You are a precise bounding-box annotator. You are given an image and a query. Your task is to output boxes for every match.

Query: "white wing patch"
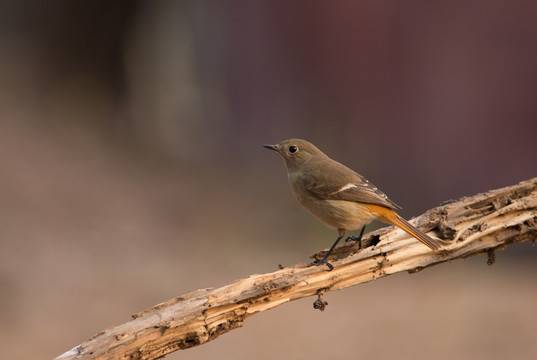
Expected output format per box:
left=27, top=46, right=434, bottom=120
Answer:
left=333, top=183, right=358, bottom=194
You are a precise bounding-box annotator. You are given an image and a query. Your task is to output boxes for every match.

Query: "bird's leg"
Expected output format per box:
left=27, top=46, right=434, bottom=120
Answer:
left=309, top=229, right=346, bottom=271
left=345, top=226, right=366, bottom=249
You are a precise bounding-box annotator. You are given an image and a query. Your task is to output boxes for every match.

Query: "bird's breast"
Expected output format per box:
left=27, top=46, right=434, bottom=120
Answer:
left=289, top=178, right=377, bottom=230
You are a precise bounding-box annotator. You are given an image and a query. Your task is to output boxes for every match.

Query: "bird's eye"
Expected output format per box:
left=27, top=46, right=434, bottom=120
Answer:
left=288, top=145, right=298, bottom=153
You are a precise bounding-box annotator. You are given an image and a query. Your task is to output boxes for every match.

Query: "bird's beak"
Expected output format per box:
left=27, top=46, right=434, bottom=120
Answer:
left=263, top=144, right=278, bottom=151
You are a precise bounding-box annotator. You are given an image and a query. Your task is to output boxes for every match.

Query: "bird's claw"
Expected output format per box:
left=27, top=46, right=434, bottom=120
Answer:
left=308, top=259, right=334, bottom=271
left=344, top=235, right=363, bottom=249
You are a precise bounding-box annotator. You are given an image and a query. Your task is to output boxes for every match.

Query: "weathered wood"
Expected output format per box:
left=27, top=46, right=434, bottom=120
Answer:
left=55, top=178, right=537, bottom=360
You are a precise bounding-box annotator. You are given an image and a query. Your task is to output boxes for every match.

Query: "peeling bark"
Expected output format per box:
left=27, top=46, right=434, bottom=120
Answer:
left=55, top=178, right=537, bottom=360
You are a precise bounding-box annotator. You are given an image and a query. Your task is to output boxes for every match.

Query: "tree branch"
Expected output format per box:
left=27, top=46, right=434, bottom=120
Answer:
left=56, top=178, right=537, bottom=360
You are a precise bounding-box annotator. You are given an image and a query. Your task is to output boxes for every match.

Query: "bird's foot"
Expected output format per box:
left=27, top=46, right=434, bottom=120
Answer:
left=344, top=235, right=363, bottom=249
left=308, top=259, right=334, bottom=271
left=344, top=226, right=365, bottom=249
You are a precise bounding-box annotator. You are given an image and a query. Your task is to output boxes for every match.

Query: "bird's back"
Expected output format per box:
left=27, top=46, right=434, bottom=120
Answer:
left=299, top=153, right=402, bottom=210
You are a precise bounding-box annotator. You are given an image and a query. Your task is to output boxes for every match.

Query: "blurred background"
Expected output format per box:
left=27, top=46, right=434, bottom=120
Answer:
left=1, top=1, right=536, bottom=359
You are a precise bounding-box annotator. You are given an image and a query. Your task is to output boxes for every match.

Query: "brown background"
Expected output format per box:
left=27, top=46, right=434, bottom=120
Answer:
left=1, top=1, right=536, bottom=359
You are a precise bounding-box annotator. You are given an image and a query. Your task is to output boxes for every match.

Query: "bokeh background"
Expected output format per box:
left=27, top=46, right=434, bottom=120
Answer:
left=1, top=1, right=537, bottom=359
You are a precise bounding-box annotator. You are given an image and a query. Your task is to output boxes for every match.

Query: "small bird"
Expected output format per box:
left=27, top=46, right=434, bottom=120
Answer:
left=264, top=139, right=440, bottom=270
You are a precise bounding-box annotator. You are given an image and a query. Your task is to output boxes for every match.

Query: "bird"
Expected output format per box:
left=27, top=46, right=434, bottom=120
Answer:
left=264, top=138, right=440, bottom=270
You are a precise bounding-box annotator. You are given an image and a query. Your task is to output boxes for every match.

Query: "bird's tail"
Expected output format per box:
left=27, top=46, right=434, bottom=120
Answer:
left=368, top=204, right=441, bottom=251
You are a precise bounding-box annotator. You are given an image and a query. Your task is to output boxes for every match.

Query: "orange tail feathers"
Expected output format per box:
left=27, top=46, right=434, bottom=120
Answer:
left=368, top=204, right=441, bottom=251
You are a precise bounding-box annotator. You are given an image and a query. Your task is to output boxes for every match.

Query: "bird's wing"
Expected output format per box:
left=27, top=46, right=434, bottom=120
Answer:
left=301, top=161, right=402, bottom=210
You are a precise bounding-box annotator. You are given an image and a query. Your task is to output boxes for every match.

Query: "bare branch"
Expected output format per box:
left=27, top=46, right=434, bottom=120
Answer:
left=55, top=178, right=537, bottom=360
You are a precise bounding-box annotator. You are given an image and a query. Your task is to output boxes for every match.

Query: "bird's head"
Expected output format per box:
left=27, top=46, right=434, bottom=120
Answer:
left=263, top=138, right=323, bottom=172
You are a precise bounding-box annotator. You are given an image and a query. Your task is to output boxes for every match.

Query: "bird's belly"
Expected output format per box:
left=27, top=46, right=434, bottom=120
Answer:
left=297, top=197, right=378, bottom=230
